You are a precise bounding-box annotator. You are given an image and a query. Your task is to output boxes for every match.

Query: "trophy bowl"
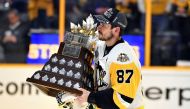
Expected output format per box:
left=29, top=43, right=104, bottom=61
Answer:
left=27, top=41, right=94, bottom=97
left=27, top=14, right=97, bottom=97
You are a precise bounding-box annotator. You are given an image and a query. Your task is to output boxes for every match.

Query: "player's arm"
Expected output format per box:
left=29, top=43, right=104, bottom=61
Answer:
left=88, top=88, right=119, bottom=109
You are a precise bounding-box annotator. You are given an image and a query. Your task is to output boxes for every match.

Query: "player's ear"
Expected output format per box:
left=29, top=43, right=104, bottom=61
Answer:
left=114, top=27, right=120, bottom=35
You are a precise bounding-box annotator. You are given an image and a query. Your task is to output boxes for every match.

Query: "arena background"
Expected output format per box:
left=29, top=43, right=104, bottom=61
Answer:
left=0, top=0, right=190, bottom=109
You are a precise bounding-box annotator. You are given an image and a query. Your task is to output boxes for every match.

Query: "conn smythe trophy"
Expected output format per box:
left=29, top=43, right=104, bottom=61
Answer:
left=26, top=15, right=98, bottom=99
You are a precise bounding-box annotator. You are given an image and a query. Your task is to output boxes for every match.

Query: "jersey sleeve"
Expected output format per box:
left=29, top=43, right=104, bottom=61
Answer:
left=110, top=61, right=141, bottom=108
left=109, top=43, right=142, bottom=108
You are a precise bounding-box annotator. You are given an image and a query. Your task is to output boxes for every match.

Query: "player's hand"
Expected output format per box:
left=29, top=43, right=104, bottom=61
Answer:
left=76, top=88, right=90, bottom=104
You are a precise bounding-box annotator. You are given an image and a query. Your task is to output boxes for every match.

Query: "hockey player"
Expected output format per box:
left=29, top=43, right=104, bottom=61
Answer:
left=76, top=8, right=144, bottom=109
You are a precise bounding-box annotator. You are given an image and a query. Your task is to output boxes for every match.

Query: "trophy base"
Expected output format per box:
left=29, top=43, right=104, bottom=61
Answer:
left=26, top=78, right=83, bottom=97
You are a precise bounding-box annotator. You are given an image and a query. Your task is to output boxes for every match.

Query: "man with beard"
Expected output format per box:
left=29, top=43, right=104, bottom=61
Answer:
left=76, top=8, right=144, bottom=109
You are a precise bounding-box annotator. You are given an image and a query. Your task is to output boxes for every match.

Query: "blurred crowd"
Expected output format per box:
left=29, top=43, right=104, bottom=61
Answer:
left=0, top=0, right=190, bottom=66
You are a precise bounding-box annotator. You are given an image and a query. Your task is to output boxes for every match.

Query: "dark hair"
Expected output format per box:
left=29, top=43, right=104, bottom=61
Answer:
left=111, top=24, right=126, bottom=36
left=8, top=9, right=20, bottom=17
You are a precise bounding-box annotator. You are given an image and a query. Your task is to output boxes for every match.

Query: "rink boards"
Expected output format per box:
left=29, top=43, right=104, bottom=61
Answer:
left=0, top=65, right=190, bottom=109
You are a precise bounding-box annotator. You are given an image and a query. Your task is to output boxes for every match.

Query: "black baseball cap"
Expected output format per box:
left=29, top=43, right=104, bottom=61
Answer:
left=94, top=8, right=127, bottom=30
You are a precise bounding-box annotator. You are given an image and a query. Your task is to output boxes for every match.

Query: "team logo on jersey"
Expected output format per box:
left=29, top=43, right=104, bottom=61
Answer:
left=117, top=53, right=129, bottom=62
left=96, top=62, right=108, bottom=88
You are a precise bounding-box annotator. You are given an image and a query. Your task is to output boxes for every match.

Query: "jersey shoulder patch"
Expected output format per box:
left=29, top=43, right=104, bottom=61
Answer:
left=117, top=53, right=129, bottom=62
left=108, top=42, right=134, bottom=64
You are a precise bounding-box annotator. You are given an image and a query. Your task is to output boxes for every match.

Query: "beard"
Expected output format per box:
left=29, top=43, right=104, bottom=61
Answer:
left=98, top=31, right=114, bottom=41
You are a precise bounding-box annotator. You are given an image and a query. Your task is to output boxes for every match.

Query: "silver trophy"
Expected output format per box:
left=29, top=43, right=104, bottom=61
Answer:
left=26, top=15, right=98, bottom=109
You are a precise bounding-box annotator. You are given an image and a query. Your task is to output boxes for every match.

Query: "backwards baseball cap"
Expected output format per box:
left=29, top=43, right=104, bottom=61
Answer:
left=94, top=8, right=127, bottom=30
